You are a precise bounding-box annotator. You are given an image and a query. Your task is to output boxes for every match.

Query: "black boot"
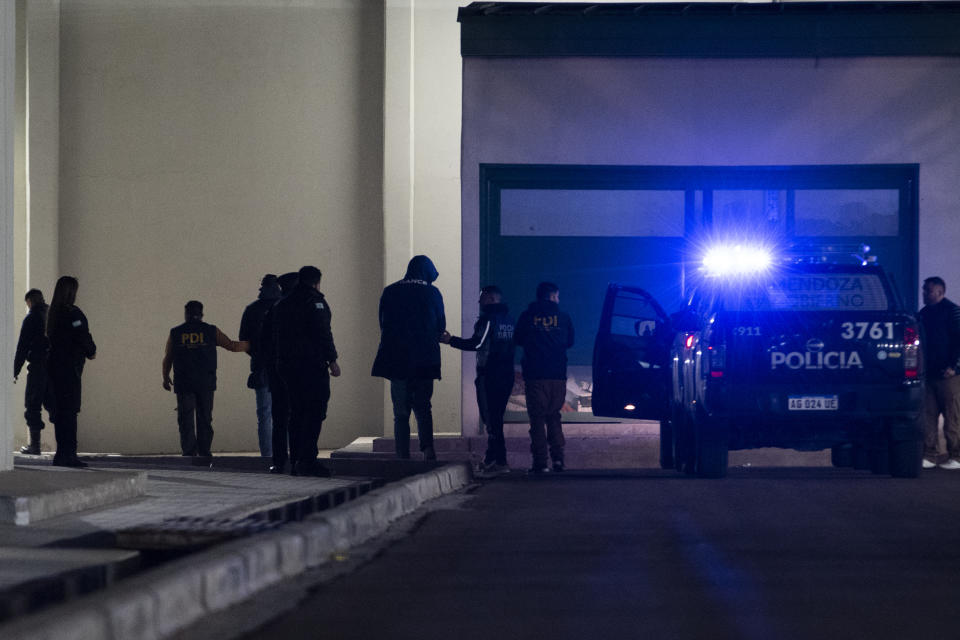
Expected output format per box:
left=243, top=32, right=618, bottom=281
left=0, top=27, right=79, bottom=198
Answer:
left=19, top=429, right=41, bottom=455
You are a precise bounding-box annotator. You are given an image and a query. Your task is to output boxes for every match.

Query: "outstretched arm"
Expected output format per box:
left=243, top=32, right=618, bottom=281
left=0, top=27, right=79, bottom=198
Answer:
left=448, top=318, right=491, bottom=352
left=216, top=327, right=249, bottom=353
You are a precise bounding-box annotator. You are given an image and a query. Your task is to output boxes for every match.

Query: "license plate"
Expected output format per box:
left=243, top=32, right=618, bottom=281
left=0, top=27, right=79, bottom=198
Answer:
left=788, top=395, right=839, bottom=411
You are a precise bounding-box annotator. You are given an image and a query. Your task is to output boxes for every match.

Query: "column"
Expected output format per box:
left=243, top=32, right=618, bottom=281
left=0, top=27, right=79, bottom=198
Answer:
left=1, top=1, right=18, bottom=471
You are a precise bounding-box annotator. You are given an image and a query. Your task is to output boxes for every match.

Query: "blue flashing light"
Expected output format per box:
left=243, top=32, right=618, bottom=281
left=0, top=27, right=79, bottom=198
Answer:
left=702, top=244, right=773, bottom=277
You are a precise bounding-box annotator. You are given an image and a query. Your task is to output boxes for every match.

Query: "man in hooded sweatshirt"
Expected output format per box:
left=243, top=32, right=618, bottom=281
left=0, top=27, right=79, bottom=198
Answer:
left=514, top=281, right=574, bottom=474
left=372, top=255, right=446, bottom=460
left=239, top=274, right=282, bottom=459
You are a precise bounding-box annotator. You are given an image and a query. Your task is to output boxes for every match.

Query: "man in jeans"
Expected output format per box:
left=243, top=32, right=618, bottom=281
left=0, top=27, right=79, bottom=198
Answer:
left=918, top=276, right=960, bottom=470
left=514, top=282, right=574, bottom=474
left=372, top=255, right=446, bottom=460
left=239, top=274, right=281, bottom=460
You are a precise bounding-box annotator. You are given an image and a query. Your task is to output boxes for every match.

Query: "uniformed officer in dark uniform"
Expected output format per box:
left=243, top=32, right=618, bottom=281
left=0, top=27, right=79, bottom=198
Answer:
left=162, top=301, right=248, bottom=461
left=46, top=276, right=97, bottom=467
left=441, top=285, right=516, bottom=475
left=13, top=289, right=55, bottom=454
left=275, top=266, right=340, bottom=476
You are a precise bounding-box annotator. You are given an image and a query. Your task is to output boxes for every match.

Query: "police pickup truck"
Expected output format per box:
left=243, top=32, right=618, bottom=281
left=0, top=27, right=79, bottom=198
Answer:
left=592, top=245, right=924, bottom=478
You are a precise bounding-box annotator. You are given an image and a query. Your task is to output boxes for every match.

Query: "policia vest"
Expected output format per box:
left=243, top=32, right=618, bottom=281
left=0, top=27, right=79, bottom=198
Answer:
left=170, top=321, right=218, bottom=393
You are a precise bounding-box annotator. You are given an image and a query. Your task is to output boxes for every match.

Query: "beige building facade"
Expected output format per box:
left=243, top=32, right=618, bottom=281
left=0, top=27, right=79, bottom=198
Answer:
left=4, top=0, right=465, bottom=463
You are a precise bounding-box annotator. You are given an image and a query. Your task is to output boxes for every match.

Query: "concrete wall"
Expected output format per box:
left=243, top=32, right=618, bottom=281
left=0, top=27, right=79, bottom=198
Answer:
left=461, top=57, right=960, bottom=368
left=55, top=0, right=386, bottom=453
left=383, top=0, right=462, bottom=437
left=1, top=2, right=15, bottom=470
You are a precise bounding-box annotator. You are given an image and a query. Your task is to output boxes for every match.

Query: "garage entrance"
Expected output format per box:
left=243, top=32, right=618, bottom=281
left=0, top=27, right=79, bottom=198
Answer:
left=480, top=163, right=919, bottom=421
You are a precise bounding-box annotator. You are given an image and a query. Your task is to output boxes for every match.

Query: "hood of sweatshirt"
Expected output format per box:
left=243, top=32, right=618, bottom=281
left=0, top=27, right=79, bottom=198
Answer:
left=404, top=255, right=439, bottom=283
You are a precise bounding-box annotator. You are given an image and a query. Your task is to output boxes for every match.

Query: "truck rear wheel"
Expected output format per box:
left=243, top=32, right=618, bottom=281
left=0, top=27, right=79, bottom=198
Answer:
left=869, top=443, right=890, bottom=475
left=830, top=444, right=853, bottom=467
left=672, top=407, right=695, bottom=475
left=659, top=419, right=674, bottom=470
left=889, top=438, right=923, bottom=478
left=694, top=416, right=728, bottom=479
left=852, top=445, right=870, bottom=470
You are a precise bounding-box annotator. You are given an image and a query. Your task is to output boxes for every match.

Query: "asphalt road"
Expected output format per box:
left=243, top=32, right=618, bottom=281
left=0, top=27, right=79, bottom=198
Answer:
left=241, top=467, right=960, bottom=640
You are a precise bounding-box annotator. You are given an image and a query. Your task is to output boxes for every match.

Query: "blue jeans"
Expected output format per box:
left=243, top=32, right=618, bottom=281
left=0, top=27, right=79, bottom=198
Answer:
left=390, top=378, right=434, bottom=458
left=255, top=386, right=273, bottom=457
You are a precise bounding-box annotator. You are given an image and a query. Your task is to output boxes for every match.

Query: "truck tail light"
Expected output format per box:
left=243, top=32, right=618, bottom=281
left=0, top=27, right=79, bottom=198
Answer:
left=708, top=343, right=726, bottom=378
left=903, top=325, right=920, bottom=380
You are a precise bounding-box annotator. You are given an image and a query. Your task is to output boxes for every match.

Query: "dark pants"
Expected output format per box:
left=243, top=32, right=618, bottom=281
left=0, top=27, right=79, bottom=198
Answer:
left=269, top=369, right=294, bottom=469
left=52, top=412, right=78, bottom=464
left=476, top=370, right=513, bottom=465
left=525, top=379, right=566, bottom=467
left=923, top=374, right=960, bottom=459
left=24, top=362, right=55, bottom=430
left=281, top=366, right=330, bottom=472
left=49, top=363, right=82, bottom=462
left=390, top=378, right=435, bottom=458
left=177, top=389, right=215, bottom=456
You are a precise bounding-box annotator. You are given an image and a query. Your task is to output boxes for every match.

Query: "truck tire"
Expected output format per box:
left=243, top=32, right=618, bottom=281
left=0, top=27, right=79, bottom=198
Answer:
left=889, top=438, right=923, bottom=478
left=695, top=416, right=728, bottom=479
left=831, top=444, right=853, bottom=468
left=659, top=419, right=674, bottom=469
left=852, top=445, right=870, bottom=470
left=674, top=410, right=696, bottom=475
left=869, top=444, right=890, bottom=475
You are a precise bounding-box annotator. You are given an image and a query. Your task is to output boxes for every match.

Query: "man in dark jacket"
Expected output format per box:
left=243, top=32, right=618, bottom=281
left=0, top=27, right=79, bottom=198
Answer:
left=372, top=255, right=445, bottom=460
left=239, top=274, right=281, bottom=459
left=162, top=301, right=248, bottom=460
left=13, top=289, right=54, bottom=454
left=441, top=285, right=515, bottom=474
left=275, top=266, right=340, bottom=476
left=514, top=281, right=574, bottom=474
left=919, top=276, right=960, bottom=470
left=261, top=272, right=298, bottom=474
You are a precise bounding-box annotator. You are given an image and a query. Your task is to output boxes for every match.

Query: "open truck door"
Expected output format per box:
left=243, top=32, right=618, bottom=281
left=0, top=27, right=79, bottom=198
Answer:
left=592, top=284, right=672, bottom=420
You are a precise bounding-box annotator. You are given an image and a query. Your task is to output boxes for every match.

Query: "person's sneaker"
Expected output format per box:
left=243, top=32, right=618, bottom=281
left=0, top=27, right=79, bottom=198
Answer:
left=552, top=461, right=565, bottom=473
left=423, top=447, right=437, bottom=461
left=491, top=462, right=510, bottom=475
left=923, top=458, right=938, bottom=469
left=938, top=458, right=960, bottom=470
left=527, top=465, right=550, bottom=475
left=19, top=444, right=40, bottom=455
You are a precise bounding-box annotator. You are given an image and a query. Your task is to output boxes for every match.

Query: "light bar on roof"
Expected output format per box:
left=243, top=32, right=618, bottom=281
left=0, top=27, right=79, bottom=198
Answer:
left=702, top=244, right=773, bottom=277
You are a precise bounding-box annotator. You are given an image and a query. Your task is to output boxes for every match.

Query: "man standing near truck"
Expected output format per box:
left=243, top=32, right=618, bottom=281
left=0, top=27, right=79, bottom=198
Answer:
left=919, top=276, right=960, bottom=470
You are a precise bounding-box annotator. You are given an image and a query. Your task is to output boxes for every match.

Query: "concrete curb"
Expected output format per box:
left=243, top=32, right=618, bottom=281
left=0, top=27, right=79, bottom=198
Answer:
left=0, top=470, right=148, bottom=526
left=0, top=463, right=472, bottom=640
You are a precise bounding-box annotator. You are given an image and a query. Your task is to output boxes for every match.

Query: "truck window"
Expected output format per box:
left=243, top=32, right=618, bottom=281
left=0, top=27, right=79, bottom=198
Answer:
left=611, top=291, right=661, bottom=337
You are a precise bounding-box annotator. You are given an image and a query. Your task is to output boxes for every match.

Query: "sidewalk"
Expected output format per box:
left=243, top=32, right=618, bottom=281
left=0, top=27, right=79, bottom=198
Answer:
left=0, top=452, right=472, bottom=639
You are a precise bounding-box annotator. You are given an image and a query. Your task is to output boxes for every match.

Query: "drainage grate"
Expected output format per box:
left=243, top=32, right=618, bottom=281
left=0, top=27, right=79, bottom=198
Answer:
left=115, top=479, right=382, bottom=551
left=116, top=516, right=283, bottom=551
